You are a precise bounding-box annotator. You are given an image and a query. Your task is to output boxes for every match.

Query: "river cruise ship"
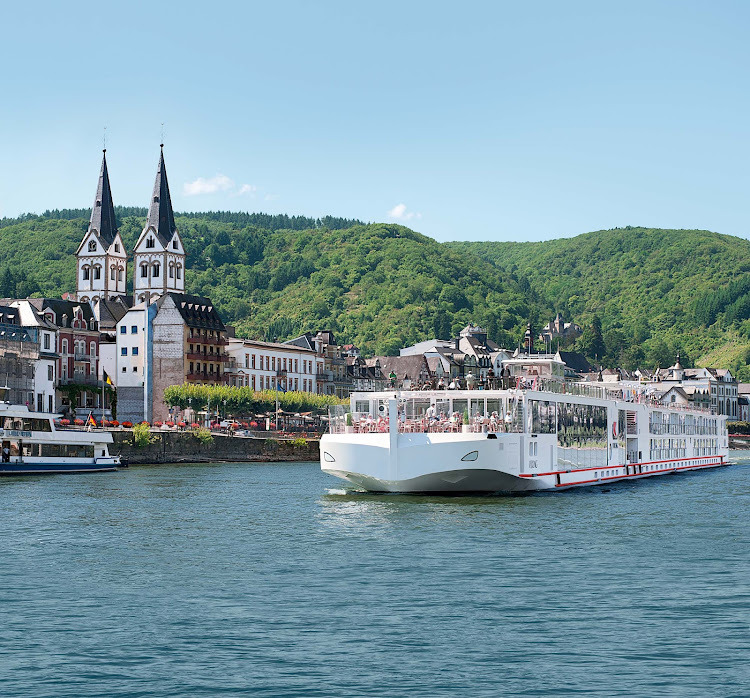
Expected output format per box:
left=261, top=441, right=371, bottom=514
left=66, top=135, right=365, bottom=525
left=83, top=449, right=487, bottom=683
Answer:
left=0, top=400, right=120, bottom=475
left=321, top=367, right=729, bottom=493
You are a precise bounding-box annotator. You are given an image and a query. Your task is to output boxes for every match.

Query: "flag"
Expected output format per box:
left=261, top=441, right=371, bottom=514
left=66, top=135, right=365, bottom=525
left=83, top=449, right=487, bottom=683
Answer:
left=276, top=382, right=286, bottom=393
left=103, top=369, right=113, bottom=386
left=87, top=412, right=96, bottom=427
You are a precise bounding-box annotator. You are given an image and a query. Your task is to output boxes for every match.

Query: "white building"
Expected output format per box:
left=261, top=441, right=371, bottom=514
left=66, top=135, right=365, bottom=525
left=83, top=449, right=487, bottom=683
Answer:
left=12, top=300, right=59, bottom=413
left=75, top=151, right=128, bottom=303
left=225, top=337, right=319, bottom=394
left=132, top=147, right=186, bottom=305
left=116, top=304, right=149, bottom=423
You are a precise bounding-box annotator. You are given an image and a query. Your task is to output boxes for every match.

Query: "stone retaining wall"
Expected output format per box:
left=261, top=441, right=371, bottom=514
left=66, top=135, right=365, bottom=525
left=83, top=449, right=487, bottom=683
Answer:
left=112, top=431, right=320, bottom=464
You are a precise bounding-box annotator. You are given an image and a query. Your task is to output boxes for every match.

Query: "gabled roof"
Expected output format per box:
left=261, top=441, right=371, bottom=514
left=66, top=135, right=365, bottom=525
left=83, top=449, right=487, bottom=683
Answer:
left=366, top=355, right=433, bottom=381
left=558, top=351, right=592, bottom=374
left=285, top=333, right=316, bottom=351
left=145, top=146, right=178, bottom=247
left=156, top=292, right=225, bottom=332
left=87, top=150, right=119, bottom=247
left=94, top=296, right=133, bottom=330
left=27, top=298, right=97, bottom=325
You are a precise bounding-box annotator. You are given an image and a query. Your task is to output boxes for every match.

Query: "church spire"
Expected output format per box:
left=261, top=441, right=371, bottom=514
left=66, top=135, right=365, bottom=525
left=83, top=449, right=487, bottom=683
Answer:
left=146, top=145, right=177, bottom=245
left=88, top=149, right=118, bottom=247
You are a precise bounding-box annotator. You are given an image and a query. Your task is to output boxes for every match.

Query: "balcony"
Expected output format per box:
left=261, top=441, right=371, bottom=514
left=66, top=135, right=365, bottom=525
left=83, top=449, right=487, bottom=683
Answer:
left=186, top=352, right=230, bottom=362
left=57, top=376, right=101, bottom=387
left=187, top=335, right=228, bottom=346
left=186, top=372, right=228, bottom=383
left=74, top=353, right=93, bottom=362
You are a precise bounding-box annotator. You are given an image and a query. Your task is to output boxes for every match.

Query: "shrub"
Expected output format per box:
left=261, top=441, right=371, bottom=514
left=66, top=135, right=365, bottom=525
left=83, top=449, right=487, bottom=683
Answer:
left=289, top=437, right=308, bottom=447
left=190, top=422, right=200, bottom=429
left=194, top=427, right=213, bottom=445
left=132, top=422, right=156, bottom=447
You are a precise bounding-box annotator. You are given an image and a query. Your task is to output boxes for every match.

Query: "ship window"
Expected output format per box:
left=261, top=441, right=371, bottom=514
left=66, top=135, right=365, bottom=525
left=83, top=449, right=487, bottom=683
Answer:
left=461, top=451, right=479, bottom=462
left=531, top=400, right=556, bottom=434
left=323, top=452, right=335, bottom=462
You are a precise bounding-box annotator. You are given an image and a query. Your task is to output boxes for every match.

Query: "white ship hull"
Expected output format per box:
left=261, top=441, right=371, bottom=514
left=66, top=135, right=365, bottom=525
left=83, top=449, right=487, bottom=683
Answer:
left=321, top=387, right=730, bottom=494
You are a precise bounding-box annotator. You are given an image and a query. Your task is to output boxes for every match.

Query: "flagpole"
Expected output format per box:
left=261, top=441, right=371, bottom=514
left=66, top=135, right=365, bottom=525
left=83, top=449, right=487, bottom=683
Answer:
left=101, top=369, right=105, bottom=427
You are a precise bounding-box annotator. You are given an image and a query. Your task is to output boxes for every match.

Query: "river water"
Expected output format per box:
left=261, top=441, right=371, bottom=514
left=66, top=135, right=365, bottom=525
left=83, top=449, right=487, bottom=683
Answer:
left=1, top=455, right=749, bottom=697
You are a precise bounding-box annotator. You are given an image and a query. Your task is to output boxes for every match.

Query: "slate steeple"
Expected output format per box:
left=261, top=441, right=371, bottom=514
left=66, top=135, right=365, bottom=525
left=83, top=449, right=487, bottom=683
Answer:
left=88, top=149, right=118, bottom=246
left=132, top=145, right=186, bottom=305
left=75, top=149, right=128, bottom=303
left=146, top=145, right=178, bottom=246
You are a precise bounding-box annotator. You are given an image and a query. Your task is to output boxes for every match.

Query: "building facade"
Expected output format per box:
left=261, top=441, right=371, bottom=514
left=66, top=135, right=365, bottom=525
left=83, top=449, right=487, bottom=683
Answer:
left=225, top=338, right=319, bottom=393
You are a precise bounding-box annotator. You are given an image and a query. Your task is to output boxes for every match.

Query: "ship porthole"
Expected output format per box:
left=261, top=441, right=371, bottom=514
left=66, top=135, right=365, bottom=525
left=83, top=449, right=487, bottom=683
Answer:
left=323, top=452, right=336, bottom=463
left=461, top=451, right=478, bottom=462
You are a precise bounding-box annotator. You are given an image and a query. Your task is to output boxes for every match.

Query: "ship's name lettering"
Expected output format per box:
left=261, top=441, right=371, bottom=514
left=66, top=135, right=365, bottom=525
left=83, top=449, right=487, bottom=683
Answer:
left=2, top=430, right=32, bottom=438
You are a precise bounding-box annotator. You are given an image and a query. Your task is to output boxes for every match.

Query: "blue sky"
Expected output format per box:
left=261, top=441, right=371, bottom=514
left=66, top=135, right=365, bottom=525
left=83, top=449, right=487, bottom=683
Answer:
left=2, top=0, right=749, bottom=242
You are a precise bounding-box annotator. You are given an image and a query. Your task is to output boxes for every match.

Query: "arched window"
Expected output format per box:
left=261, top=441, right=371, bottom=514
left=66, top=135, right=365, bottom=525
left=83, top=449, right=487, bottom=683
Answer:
left=93, top=265, right=101, bottom=280
left=168, top=263, right=174, bottom=278
left=152, top=263, right=160, bottom=278
left=140, top=264, right=148, bottom=278
left=110, top=266, right=116, bottom=281
left=82, top=266, right=90, bottom=281
left=146, top=237, right=155, bottom=249
left=88, top=240, right=97, bottom=251
left=118, top=267, right=123, bottom=282
left=90, top=342, right=96, bottom=357
left=138, top=294, right=146, bottom=303
left=176, top=264, right=182, bottom=280
left=61, top=339, right=68, bottom=355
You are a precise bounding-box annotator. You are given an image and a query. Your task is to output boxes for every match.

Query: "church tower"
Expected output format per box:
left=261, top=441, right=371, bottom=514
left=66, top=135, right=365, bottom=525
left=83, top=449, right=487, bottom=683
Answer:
left=75, top=150, right=127, bottom=302
left=132, top=146, right=186, bottom=305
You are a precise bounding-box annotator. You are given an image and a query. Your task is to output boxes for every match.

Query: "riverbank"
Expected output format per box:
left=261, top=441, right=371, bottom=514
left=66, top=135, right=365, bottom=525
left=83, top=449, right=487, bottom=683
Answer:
left=729, top=435, right=750, bottom=450
left=113, top=431, right=319, bottom=465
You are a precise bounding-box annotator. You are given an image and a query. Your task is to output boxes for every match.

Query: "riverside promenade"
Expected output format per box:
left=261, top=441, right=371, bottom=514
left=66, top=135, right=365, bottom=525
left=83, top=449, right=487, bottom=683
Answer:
left=113, top=431, right=319, bottom=465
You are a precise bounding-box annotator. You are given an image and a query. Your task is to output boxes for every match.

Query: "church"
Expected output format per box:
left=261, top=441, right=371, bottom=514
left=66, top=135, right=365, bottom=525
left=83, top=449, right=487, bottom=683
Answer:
left=74, top=147, right=228, bottom=424
left=75, top=146, right=186, bottom=305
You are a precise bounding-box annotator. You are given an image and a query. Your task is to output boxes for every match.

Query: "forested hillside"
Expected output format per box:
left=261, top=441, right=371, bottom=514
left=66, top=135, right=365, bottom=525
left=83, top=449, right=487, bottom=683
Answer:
left=2, top=212, right=748, bottom=377
left=448, top=227, right=750, bottom=378
left=0, top=210, right=540, bottom=355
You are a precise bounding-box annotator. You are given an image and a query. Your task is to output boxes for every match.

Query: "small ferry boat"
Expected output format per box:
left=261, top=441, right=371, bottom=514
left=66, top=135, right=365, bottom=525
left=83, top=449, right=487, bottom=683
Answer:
left=321, top=360, right=729, bottom=493
left=0, top=398, right=120, bottom=475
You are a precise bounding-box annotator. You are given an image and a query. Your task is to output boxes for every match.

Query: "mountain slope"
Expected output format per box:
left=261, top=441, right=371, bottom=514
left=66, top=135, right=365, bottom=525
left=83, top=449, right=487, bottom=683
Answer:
left=2, top=213, right=748, bottom=374
left=447, top=227, right=750, bottom=373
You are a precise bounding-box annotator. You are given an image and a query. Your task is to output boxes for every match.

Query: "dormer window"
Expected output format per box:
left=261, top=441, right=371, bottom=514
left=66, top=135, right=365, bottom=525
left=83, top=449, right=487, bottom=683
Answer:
left=146, top=237, right=155, bottom=249
left=88, top=240, right=97, bottom=251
